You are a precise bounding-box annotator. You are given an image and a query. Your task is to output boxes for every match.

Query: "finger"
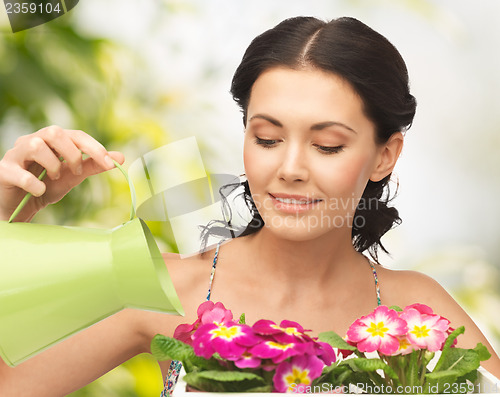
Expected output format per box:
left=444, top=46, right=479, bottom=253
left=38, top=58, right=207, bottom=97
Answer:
left=108, top=151, right=125, bottom=165
left=16, top=136, right=64, bottom=180
left=78, top=151, right=125, bottom=179
left=66, top=130, right=116, bottom=171
left=34, top=126, right=84, bottom=176
left=0, top=163, right=46, bottom=197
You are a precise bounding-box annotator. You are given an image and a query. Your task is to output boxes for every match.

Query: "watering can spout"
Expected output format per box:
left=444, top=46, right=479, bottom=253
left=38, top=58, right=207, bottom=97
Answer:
left=111, top=218, right=184, bottom=315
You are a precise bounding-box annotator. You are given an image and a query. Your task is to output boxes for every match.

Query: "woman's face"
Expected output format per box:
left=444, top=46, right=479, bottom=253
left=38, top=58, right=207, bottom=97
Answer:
left=243, top=67, right=387, bottom=241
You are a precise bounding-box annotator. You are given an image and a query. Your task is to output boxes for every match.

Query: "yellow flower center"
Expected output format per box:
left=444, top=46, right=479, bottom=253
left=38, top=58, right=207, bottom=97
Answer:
left=411, top=325, right=430, bottom=339
left=285, top=368, right=311, bottom=390
left=271, top=324, right=302, bottom=337
left=399, top=338, right=410, bottom=350
left=210, top=325, right=241, bottom=340
left=267, top=341, right=294, bottom=351
left=366, top=321, right=389, bottom=337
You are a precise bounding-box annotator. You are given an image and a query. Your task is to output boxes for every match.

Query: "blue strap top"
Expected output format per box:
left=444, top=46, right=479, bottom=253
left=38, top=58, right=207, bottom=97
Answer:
left=160, top=243, right=381, bottom=396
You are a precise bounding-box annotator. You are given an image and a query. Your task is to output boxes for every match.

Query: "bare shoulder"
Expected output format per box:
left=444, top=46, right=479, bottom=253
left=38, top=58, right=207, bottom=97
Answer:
left=376, top=266, right=500, bottom=376
left=162, top=249, right=216, bottom=303
left=376, top=268, right=447, bottom=306
left=377, top=267, right=473, bottom=323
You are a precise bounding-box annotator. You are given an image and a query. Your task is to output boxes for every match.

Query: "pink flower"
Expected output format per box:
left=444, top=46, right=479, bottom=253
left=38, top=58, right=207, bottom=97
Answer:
left=403, top=304, right=456, bottom=348
left=173, top=322, right=198, bottom=345
left=198, top=301, right=233, bottom=324
left=192, top=322, right=260, bottom=360
left=447, top=326, right=458, bottom=348
left=233, top=351, right=262, bottom=369
left=405, top=303, right=434, bottom=315
left=400, top=307, right=450, bottom=352
left=314, top=341, right=336, bottom=366
left=391, top=335, right=421, bottom=356
left=174, top=301, right=233, bottom=346
left=273, top=355, right=324, bottom=393
left=250, top=339, right=309, bottom=363
left=337, top=337, right=356, bottom=359
left=251, top=319, right=335, bottom=365
left=346, top=306, right=408, bottom=355
left=253, top=319, right=312, bottom=344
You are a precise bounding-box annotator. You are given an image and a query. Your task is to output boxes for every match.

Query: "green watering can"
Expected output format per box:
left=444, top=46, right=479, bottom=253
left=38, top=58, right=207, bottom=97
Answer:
left=0, top=161, right=184, bottom=367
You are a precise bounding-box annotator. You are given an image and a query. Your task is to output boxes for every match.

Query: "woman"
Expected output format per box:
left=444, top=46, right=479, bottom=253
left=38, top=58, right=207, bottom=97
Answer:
left=0, top=16, right=499, bottom=396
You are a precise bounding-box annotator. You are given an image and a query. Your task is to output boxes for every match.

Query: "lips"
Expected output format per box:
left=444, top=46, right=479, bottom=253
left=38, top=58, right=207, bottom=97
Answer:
left=270, top=193, right=322, bottom=204
left=268, top=194, right=322, bottom=214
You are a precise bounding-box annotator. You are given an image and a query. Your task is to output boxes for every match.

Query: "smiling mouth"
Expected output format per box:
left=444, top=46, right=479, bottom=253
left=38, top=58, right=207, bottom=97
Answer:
left=269, top=194, right=323, bottom=205
left=273, top=197, right=321, bottom=205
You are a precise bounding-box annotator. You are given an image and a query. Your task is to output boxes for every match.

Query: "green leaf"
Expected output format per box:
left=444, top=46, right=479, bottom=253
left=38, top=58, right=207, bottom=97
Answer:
left=425, top=341, right=485, bottom=394
left=389, top=305, right=403, bottom=312
left=405, top=350, right=420, bottom=387
left=244, top=385, right=273, bottom=392
left=422, top=350, right=435, bottom=369
left=435, top=348, right=481, bottom=376
left=341, top=357, right=400, bottom=387
left=473, top=343, right=491, bottom=362
left=425, top=368, right=466, bottom=394
left=150, top=334, right=222, bottom=371
left=184, top=370, right=267, bottom=392
left=150, top=334, right=191, bottom=361
left=197, top=370, right=265, bottom=383
left=339, top=367, right=374, bottom=390
left=350, top=358, right=400, bottom=380
left=183, top=372, right=227, bottom=392
left=318, top=331, right=356, bottom=351
left=426, top=369, right=460, bottom=381
left=238, top=313, right=246, bottom=324
left=433, top=326, right=465, bottom=372
left=457, top=369, right=477, bottom=386
left=314, top=362, right=350, bottom=387
left=314, top=362, right=371, bottom=392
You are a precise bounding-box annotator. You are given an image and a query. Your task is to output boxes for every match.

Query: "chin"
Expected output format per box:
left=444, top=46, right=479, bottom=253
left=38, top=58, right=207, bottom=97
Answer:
left=261, top=220, right=332, bottom=242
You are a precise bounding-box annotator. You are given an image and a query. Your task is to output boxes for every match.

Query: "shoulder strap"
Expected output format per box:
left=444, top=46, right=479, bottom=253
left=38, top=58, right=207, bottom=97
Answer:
left=206, top=239, right=222, bottom=301
left=369, top=262, right=382, bottom=306
left=162, top=239, right=224, bottom=397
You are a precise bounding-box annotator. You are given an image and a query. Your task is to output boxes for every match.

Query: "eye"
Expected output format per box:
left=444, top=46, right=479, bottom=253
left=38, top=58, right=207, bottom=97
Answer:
left=254, top=137, right=279, bottom=148
left=314, top=144, right=345, bottom=155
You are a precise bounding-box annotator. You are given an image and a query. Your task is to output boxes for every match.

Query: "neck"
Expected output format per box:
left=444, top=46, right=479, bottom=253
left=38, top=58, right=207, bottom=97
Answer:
left=243, top=226, right=361, bottom=289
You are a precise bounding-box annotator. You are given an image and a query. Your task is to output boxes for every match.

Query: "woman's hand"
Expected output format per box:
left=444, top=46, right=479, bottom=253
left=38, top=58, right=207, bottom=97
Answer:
left=0, top=125, right=124, bottom=222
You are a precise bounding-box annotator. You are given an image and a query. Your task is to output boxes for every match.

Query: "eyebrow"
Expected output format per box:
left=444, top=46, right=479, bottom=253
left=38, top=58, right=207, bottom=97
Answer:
left=248, top=114, right=357, bottom=134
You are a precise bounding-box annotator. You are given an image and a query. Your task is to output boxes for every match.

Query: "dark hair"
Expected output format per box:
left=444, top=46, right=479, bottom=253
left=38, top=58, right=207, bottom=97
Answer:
left=200, top=16, right=416, bottom=262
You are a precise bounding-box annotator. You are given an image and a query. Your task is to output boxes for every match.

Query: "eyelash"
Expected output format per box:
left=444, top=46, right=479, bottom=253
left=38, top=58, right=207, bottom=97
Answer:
left=254, top=137, right=345, bottom=155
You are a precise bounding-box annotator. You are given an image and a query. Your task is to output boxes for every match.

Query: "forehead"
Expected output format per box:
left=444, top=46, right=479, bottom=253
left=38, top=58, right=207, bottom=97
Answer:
left=247, top=67, right=371, bottom=130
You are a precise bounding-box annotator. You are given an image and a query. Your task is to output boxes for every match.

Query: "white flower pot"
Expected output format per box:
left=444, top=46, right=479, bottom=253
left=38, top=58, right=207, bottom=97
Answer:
left=173, top=367, right=499, bottom=395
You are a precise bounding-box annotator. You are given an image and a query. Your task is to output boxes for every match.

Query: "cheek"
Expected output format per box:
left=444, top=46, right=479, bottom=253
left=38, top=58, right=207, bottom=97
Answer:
left=243, top=141, right=270, bottom=194
left=316, top=152, right=375, bottom=199
left=243, top=142, right=257, bottom=184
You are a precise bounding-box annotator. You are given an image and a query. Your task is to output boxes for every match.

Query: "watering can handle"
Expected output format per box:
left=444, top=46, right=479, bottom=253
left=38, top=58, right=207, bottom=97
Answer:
left=8, top=159, right=136, bottom=223
left=113, top=160, right=137, bottom=221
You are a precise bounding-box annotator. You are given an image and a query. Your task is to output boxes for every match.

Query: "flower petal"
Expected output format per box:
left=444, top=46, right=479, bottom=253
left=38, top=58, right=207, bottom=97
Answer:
left=273, top=355, right=324, bottom=393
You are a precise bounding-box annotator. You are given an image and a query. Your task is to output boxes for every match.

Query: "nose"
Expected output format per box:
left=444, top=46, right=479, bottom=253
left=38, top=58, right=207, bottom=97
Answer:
left=276, top=142, right=309, bottom=182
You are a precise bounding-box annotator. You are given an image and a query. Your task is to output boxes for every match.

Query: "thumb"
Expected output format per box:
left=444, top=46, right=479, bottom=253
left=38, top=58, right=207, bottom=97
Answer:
left=108, top=151, right=125, bottom=166
left=79, top=151, right=125, bottom=179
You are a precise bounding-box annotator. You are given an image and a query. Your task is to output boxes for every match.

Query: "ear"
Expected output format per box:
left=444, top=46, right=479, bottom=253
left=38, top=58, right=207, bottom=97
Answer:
left=370, top=132, right=404, bottom=182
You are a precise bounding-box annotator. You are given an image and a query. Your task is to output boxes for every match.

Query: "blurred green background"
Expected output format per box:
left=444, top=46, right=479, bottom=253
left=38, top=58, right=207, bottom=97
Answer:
left=1, top=0, right=500, bottom=395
